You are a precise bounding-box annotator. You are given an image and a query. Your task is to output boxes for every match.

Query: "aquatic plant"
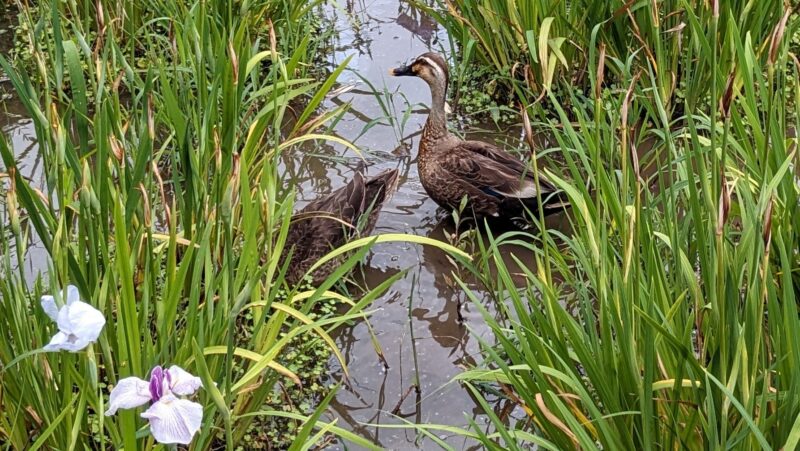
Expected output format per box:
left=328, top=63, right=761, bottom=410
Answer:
left=437, top=4, right=800, bottom=449
left=424, top=0, right=790, bottom=111
left=0, top=0, right=468, bottom=449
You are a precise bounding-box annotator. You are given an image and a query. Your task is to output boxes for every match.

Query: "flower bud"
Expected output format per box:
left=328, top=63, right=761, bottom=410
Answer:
left=221, top=154, right=241, bottom=221
left=769, top=8, right=791, bottom=67
left=763, top=198, right=773, bottom=249
left=7, top=168, right=21, bottom=235
left=596, top=43, right=606, bottom=100
left=95, top=0, right=105, bottom=31
left=716, top=175, right=730, bottom=236
left=109, top=135, right=124, bottom=165
left=229, top=41, right=238, bottom=85
left=139, top=183, right=151, bottom=228
left=719, top=71, right=735, bottom=119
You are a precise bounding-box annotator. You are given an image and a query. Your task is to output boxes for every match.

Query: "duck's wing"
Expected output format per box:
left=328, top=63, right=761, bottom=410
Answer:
left=439, top=141, right=557, bottom=199
left=295, top=171, right=366, bottom=234
left=292, top=169, right=398, bottom=241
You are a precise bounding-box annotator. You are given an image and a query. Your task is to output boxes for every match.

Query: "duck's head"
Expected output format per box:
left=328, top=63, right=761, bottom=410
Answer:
left=390, top=52, right=449, bottom=88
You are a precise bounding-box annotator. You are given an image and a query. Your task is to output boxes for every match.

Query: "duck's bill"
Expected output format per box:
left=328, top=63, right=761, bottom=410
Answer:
left=389, top=65, right=414, bottom=76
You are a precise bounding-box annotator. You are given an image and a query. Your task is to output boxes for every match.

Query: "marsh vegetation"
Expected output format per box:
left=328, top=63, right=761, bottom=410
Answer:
left=1, top=0, right=799, bottom=449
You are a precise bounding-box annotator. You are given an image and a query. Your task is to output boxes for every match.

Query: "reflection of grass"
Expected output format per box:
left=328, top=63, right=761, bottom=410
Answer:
left=351, top=69, right=420, bottom=143
left=0, top=0, right=466, bottom=449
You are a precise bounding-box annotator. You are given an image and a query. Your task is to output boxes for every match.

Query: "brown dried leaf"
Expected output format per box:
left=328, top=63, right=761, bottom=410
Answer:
left=769, top=7, right=791, bottom=66
left=535, top=393, right=579, bottom=447
left=596, top=43, right=606, bottom=100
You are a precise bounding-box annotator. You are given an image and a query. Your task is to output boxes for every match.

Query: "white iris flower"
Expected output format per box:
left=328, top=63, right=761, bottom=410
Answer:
left=40, top=285, right=105, bottom=352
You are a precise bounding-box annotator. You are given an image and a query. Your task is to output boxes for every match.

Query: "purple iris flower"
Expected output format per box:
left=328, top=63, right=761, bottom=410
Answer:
left=105, top=365, right=204, bottom=444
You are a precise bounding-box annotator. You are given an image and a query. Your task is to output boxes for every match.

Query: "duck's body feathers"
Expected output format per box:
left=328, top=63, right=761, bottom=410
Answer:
left=419, top=139, right=562, bottom=218
left=282, top=169, right=399, bottom=285
left=392, top=51, right=567, bottom=221
left=442, top=140, right=556, bottom=197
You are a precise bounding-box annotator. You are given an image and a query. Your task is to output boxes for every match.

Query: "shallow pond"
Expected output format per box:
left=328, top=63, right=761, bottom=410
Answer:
left=287, top=2, right=538, bottom=448
left=0, top=1, right=544, bottom=448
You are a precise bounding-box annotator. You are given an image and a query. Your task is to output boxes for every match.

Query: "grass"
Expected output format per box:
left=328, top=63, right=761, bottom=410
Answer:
left=0, top=0, right=467, bottom=449
left=411, top=2, right=800, bottom=449
left=425, top=0, right=791, bottom=112
left=4, top=0, right=800, bottom=449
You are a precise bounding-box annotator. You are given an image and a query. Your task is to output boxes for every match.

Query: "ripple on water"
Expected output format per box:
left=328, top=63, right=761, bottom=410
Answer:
left=290, top=1, right=543, bottom=449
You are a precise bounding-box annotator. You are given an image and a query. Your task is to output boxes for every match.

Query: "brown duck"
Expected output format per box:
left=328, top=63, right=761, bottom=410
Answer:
left=391, top=52, right=565, bottom=220
left=281, top=169, right=399, bottom=285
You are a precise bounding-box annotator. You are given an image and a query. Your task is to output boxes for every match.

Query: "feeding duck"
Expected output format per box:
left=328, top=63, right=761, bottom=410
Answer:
left=390, top=52, right=566, bottom=220
left=281, top=169, right=399, bottom=285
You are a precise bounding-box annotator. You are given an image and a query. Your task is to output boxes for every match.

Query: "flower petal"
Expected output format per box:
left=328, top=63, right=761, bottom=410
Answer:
left=40, top=295, right=60, bottom=322
left=65, top=285, right=80, bottom=305
left=47, top=334, right=95, bottom=352
left=58, top=300, right=105, bottom=344
left=141, top=395, right=203, bottom=445
left=43, top=331, right=70, bottom=352
left=105, top=377, right=152, bottom=415
left=166, top=365, right=202, bottom=396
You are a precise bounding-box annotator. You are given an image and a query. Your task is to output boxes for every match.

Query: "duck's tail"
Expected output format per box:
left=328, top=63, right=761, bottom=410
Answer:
left=364, top=169, right=400, bottom=205
left=346, top=168, right=400, bottom=235
left=509, top=186, right=570, bottom=218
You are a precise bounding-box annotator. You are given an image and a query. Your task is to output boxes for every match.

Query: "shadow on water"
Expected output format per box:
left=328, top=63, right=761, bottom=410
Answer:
left=1, top=0, right=554, bottom=448
left=1, top=5, right=50, bottom=284
left=282, top=2, right=571, bottom=447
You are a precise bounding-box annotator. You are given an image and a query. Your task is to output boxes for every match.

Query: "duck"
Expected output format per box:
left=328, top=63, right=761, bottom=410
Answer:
left=390, top=52, right=566, bottom=220
left=281, top=169, right=399, bottom=285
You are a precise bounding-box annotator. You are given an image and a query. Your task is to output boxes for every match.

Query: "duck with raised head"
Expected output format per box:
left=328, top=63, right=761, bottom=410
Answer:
left=281, top=169, right=399, bottom=285
left=390, top=52, right=565, bottom=221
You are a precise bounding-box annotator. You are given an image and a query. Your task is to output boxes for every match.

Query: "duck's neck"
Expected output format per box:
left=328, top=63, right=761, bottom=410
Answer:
left=424, top=78, right=450, bottom=142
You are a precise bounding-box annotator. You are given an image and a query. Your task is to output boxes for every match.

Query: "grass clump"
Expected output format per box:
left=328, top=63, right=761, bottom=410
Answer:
left=232, top=278, right=345, bottom=450
left=425, top=0, right=791, bottom=115
left=423, top=3, right=800, bottom=450
left=0, top=0, right=467, bottom=449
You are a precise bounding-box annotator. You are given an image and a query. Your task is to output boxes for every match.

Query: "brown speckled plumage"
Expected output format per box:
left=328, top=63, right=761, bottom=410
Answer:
left=392, top=52, right=566, bottom=220
left=282, top=169, right=399, bottom=285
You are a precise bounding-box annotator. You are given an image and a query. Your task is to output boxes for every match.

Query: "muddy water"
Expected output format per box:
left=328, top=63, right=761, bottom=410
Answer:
left=1, top=1, right=539, bottom=448
left=0, top=6, right=51, bottom=282
left=285, top=1, right=539, bottom=449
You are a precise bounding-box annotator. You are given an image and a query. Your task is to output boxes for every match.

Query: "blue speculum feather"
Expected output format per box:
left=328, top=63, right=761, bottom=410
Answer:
left=480, top=186, right=503, bottom=198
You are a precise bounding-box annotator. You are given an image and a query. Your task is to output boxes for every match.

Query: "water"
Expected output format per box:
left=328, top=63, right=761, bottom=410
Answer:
left=0, top=1, right=540, bottom=448
left=289, top=2, right=536, bottom=448
left=0, top=5, right=51, bottom=282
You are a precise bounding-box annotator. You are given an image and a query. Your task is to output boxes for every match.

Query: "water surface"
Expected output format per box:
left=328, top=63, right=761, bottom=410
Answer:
left=0, top=2, right=542, bottom=448
left=287, top=2, right=539, bottom=448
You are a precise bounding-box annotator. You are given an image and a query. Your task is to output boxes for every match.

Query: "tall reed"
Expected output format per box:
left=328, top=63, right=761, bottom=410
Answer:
left=0, top=0, right=466, bottom=448
left=425, top=0, right=788, bottom=111
left=444, top=3, right=800, bottom=449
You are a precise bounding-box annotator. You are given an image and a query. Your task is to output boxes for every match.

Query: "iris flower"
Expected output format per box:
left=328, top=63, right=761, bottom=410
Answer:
left=40, top=285, right=105, bottom=352
left=105, top=365, right=204, bottom=445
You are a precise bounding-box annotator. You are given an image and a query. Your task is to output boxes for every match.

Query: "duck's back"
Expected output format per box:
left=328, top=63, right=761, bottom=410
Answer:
left=282, top=169, right=399, bottom=284
left=418, top=137, right=562, bottom=219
